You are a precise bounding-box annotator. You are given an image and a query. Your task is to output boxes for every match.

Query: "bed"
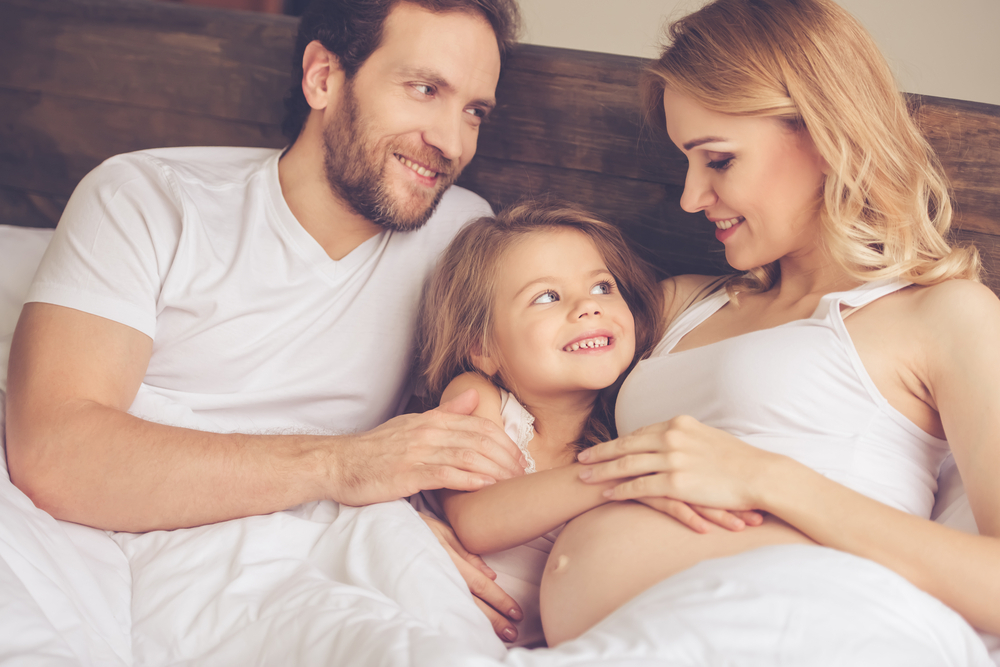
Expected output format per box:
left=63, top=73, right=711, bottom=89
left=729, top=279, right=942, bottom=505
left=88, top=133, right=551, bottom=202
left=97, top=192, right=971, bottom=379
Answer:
left=2, top=0, right=1000, bottom=664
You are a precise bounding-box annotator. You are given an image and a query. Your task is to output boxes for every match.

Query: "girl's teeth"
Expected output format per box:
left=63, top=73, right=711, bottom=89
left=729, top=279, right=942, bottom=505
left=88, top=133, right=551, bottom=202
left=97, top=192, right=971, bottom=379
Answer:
left=715, top=217, right=744, bottom=230
left=564, top=337, right=610, bottom=351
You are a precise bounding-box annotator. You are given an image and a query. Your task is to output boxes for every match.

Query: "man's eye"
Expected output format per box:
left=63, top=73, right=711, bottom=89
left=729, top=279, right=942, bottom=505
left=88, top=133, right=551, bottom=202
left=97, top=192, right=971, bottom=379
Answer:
left=591, top=281, right=613, bottom=295
left=533, top=291, right=559, bottom=304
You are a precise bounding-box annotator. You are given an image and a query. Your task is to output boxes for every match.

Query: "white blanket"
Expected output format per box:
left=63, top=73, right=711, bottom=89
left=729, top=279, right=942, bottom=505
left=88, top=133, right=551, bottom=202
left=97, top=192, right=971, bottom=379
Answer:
left=2, top=224, right=999, bottom=666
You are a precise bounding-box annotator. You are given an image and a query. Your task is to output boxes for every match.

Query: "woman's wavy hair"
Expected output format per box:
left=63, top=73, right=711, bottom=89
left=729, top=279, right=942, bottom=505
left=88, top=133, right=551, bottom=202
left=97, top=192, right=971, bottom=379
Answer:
left=640, top=0, right=979, bottom=295
left=282, top=0, right=521, bottom=142
left=418, top=200, right=664, bottom=451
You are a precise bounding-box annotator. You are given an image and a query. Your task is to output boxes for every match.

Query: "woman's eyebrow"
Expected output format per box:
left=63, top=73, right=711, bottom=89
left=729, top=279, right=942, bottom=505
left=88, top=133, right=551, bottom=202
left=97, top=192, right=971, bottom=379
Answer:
left=683, top=136, right=728, bottom=151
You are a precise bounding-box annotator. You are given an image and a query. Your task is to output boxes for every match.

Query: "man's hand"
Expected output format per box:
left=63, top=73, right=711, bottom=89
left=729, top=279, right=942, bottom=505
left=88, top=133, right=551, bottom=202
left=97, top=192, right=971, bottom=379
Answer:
left=329, top=389, right=526, bottom=507
left=418, top=512, right=523, bottom=642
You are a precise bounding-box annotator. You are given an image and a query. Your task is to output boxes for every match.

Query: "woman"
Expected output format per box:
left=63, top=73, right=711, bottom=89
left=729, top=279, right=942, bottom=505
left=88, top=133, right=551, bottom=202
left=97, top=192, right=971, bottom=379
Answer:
left=539, top=0, right=1000, bottom=653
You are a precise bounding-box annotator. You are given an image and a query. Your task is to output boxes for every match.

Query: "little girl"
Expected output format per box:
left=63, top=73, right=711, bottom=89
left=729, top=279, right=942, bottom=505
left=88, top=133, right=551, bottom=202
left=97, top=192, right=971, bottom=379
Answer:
left=415, top=200, right=663, bottom=647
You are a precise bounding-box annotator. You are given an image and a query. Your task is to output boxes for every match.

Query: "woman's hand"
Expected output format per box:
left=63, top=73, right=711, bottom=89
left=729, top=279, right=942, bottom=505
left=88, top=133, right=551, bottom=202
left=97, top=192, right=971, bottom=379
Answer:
left=635, top=497, right=764, bottom=533
left=577, top=415, right=776, bottom=529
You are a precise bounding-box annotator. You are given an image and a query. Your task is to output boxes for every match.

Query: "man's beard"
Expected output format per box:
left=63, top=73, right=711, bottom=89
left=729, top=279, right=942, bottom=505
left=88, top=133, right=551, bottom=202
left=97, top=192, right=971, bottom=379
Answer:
left=322, top=81, right=459, bottom=232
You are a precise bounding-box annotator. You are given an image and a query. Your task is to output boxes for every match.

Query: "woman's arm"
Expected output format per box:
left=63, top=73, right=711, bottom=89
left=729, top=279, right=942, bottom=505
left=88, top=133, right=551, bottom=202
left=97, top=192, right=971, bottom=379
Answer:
left=578, top=280, right=1000, bottom=633
left=435, top=373, right=616, bottom=554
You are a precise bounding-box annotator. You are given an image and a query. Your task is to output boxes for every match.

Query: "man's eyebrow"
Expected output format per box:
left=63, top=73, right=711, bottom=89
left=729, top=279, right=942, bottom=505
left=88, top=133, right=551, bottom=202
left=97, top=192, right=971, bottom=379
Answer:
left=683, top=136, right=728, bottom=151
left=399, top=67, right=496, bottom=112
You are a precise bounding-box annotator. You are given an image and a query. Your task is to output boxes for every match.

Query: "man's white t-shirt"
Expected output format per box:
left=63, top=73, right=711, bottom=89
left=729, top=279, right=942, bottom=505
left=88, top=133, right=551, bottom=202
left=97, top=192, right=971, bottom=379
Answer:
left=27, top=147, right=492, bottom=434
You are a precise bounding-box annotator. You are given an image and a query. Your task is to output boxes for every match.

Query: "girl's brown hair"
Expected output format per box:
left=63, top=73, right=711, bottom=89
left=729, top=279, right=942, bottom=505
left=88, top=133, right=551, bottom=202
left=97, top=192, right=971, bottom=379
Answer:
left=641, top=0, right=979, bottom=296
left=418, top=199, right=663, bottom=450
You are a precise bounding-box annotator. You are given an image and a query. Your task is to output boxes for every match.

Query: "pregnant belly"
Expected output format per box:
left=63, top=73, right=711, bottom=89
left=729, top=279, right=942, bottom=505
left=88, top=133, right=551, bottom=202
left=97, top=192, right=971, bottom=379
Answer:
left=539, top=500, right=814, bottom=646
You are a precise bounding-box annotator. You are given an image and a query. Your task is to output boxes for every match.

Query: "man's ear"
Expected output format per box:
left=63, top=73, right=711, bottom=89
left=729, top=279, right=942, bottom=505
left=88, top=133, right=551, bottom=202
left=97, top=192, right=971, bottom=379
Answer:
left=301, top=40, right=345, bottom=111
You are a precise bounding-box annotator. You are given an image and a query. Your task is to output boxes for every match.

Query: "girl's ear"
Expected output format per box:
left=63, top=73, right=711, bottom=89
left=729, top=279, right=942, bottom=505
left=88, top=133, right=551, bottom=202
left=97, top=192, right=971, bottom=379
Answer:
left=470, top=345, right=500, bottom=376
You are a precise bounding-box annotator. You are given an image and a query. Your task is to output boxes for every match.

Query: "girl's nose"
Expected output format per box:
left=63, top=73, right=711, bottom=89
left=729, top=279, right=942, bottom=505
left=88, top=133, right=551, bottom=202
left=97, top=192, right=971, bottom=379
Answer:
left=575, top=298, right=601, bottom=318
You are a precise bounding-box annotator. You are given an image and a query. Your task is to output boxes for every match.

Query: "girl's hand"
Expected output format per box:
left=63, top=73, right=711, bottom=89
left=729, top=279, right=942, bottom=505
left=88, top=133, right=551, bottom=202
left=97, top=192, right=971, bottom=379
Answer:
left=417, top=511, right=523, bottom=643
left=577, top=415, right=778, bottom=518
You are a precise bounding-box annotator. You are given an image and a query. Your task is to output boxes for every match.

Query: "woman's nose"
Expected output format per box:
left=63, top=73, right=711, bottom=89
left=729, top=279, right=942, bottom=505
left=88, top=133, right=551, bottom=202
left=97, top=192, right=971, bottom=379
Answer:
left=679, top=167, right=718, bottom=213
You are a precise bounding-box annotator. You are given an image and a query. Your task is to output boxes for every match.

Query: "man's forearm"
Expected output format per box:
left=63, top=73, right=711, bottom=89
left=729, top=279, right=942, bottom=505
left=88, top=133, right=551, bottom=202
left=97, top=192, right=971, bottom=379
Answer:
left=8, top=399, right=335, bottom=532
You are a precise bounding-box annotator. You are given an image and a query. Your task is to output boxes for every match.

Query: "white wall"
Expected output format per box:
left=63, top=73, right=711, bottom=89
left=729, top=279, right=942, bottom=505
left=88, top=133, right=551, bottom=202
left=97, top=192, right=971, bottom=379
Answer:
left=517, top=0, right=1000, bottom=106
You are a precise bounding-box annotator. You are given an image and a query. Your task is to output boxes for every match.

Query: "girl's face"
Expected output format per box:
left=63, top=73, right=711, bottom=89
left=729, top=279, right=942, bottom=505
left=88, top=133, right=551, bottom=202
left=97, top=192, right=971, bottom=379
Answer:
left=663, top=89, right=828, bottom=272
left=480, top=228, right=636, bottom=401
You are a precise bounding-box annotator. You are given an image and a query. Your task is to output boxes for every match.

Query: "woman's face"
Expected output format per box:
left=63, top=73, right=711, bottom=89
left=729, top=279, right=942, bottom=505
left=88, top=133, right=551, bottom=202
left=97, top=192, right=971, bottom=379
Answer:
left=663, top=89, right=828, bottom=272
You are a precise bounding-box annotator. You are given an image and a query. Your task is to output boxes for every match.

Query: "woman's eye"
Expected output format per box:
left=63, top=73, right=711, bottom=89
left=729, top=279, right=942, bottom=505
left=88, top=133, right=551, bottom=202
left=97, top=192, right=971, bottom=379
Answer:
left=413, top=84, right=434, bottom=96
left=591, top=281, right=613, bottom=295
left=533, top=290, right=559, bottom=304
left=707, top=157, right=734, bottom=171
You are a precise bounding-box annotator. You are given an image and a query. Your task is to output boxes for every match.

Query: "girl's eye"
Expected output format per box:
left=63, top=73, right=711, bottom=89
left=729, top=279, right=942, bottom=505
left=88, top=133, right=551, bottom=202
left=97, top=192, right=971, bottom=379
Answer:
left=591, top=281, right=613, bottom=295
left=707, top=157, right=734, bottom=171
left=533, top=290, right=559, bottom=304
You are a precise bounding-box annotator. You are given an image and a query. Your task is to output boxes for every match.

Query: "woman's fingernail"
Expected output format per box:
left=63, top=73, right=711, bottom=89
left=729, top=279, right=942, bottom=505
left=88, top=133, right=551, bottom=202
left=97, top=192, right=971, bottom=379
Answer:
left=602, top=488, right=613, bottom=498
left=578, top=450, right=592, bottom=462
left=503, top=627, right=517, bottom=641
left=579, top=467, right=592, bottom=481
left=509, top=607, right=522, bottom=621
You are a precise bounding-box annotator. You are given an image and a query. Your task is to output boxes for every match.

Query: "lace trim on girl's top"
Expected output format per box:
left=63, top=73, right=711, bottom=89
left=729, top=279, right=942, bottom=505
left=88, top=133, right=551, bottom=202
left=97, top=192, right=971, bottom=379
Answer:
left=516, top=406, right=537, bottom=474
left=499, top=388, right=537, bottom=473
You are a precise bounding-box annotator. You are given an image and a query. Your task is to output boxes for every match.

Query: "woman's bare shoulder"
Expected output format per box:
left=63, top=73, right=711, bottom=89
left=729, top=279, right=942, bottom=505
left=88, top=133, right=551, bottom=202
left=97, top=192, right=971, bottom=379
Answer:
left=660, top=274, right=726, bottom=325
left=883, top=280, right=1000, bottom=353
left=904, top=279, right=1000, bottom=325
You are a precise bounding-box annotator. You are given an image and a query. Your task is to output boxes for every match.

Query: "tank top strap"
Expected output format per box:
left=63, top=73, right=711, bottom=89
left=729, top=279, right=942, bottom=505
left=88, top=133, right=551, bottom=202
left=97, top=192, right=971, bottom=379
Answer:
left=652, top=288, right=730, bottom=356
left=815, top=278, right=912, bottom=320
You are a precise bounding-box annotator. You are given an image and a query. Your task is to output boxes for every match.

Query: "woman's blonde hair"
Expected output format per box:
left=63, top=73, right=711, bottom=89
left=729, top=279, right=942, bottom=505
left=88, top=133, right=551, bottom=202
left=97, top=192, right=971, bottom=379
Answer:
left=418, top=199, right=663, bottom=451
left=641, top=0, right=979, bottom=294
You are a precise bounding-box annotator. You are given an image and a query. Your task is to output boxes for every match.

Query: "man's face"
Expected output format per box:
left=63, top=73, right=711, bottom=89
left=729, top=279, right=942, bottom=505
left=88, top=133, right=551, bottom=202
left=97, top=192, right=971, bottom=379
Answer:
left=323, top=3, right=502, bottom=231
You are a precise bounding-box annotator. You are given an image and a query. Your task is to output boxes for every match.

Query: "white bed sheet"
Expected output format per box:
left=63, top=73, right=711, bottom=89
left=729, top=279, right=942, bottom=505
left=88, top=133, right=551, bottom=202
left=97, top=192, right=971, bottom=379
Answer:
left=2, top=224, right=998, bottom=666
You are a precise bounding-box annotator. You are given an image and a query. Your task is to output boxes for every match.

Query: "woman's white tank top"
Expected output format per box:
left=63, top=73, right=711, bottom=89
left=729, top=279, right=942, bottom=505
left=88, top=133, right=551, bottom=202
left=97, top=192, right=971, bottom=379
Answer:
left=616, top=279, right=950, bottom=517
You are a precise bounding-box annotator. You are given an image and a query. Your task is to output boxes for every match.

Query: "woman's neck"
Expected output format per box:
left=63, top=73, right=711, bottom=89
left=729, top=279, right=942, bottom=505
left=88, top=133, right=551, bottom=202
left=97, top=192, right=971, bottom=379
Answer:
left=773, top=254, right=859, bottom=302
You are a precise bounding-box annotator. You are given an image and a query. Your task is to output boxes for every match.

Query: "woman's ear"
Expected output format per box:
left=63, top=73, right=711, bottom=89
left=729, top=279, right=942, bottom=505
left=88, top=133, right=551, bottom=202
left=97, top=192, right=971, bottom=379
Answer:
left=301, top=40, right=345, bottom=111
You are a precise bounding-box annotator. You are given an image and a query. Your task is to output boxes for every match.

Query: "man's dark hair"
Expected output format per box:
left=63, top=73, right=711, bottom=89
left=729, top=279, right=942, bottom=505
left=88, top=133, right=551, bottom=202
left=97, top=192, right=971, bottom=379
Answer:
left=281, top=0, right=521, bottom=142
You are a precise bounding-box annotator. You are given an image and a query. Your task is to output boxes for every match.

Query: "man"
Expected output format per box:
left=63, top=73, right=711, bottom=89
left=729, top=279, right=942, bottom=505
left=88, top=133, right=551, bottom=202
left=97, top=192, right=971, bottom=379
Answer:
left=6, top=0, right=524, bottom=643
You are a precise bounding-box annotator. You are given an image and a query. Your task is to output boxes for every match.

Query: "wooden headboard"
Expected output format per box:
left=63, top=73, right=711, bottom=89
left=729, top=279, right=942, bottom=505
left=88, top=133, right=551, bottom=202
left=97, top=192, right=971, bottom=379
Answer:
left=2, top=0, right=998, bottom=290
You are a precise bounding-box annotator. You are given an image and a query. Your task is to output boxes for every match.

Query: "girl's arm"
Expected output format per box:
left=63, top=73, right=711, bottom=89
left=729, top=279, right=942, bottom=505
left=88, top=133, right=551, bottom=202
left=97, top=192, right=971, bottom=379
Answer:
left=435, top=373, right=616, bottom=555
left=579, top=280, right=1000, bottom=634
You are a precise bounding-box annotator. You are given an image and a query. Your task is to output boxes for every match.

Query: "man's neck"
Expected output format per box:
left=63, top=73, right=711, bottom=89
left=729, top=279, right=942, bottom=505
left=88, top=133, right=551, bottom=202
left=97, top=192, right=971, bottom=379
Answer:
left=278, top=135, right=382, bottom=262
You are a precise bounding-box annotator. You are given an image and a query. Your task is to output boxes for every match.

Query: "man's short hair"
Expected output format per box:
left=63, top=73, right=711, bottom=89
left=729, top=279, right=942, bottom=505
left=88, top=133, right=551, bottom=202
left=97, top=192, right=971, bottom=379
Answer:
left=281, top=0, right=522, bottom=142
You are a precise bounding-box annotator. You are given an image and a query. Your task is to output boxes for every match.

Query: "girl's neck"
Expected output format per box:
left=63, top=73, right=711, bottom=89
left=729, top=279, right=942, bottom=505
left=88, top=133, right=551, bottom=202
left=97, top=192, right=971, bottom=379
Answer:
left=515, top=389, right=599, bottom=469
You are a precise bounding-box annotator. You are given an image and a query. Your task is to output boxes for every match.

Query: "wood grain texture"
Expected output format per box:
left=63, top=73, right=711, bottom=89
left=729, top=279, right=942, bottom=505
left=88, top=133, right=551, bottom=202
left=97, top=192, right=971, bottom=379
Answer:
left=0, top=0, right=997, bottom=294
